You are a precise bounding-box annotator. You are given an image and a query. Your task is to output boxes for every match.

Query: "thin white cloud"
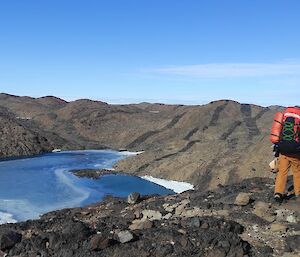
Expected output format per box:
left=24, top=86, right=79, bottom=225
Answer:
left=146, top=61, right=300, bottom=78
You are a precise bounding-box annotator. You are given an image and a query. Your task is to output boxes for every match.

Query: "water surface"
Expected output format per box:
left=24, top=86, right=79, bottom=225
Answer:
left=0, top=150, right=174, bottom=223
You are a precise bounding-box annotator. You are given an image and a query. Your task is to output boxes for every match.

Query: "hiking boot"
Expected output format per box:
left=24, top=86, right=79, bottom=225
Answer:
left=273, top=193, right=283, bottom=204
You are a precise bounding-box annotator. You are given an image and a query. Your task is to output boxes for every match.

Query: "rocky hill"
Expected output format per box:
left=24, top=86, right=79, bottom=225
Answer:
left=0, top=106, right=54, bottom=158
left=0, top=93, right=284, bottom=189
left=0, top=177, right=299, bottom=257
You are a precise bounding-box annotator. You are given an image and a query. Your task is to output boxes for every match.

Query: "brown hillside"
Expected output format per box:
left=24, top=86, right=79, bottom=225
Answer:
left=0, top=94, right=284, bottom=189
left=0, top=106, right=53, bottom=158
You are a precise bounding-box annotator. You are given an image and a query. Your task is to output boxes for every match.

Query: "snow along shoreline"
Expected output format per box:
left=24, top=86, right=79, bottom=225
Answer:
left=120, top=151, right=194, bottom=193
left=141, top=175, right=194, bottom=194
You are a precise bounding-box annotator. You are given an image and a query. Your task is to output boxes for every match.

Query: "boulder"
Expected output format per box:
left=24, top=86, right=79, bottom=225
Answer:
left=275, top=209, right=289, bottom=221
left=275, top=209, right=298, bottom=223
left=215, top=210, right=230, bottom=217
left=163, top=203, right=175, bottom=213
left=179, top=207, right=205, bottom=217
left=90, top=235, right=114, bottom=251
left=269, top=223, right=288, bottom=233
left=286, top=215, right=297, bottom=223
left=175, top=199, right=190, bottom=215
left=117, top=230, right=134, bottom=244
left=127, top=192, right=141, bottom=204
left=189, top=217, right=200, bottom=228
left=129, top=220, right=153, bottom=230
left=201, top=222, right=209, bottom=229
left=275, top=209, right=291, bottom=222
left=163, top=213, right=172, bottom=220
left=142, top=210, right=162, bottom=221
left=234, top=193, right=251, bottom=206
left=0, top=230, right=22, bottom=251
left=178, top=229, right=187, bottom=235
left=62, top=221, right=92, bottom=241
left=252, top=201, right=275, bottom=222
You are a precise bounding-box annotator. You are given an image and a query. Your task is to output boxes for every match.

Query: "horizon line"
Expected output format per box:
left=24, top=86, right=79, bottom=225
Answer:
left=0, top=92, right=285, bottom=108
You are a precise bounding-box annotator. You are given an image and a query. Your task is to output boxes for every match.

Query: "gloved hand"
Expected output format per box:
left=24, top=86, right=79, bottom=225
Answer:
left=269, top=158, right=279, bottom=173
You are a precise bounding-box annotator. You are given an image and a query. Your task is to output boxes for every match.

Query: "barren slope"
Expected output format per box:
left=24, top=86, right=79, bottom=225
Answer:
left=0, top=93, right=284, bottom=189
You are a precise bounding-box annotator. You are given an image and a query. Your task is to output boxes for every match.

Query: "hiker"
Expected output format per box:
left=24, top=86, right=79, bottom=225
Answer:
left=270, top=106, right=300, bottom=203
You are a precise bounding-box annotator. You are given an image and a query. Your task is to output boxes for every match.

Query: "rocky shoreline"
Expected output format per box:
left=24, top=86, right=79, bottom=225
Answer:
left=0, top=177, right=299, bottom=257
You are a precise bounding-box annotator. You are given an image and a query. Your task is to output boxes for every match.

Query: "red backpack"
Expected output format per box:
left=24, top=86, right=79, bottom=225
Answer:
left=277, top=106, right=300, bottom=154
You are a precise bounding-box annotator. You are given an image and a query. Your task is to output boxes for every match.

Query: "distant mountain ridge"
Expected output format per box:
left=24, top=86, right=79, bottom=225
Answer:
left=0, top=93, right=284, bottom=189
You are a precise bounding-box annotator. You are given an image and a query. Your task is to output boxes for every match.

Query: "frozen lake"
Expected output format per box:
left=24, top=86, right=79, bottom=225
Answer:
left=0, top=150, right=174, bottom=224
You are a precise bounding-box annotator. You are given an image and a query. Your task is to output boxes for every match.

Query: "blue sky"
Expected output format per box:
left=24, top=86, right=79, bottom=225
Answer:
left=0, top=0, right=299, bottom=106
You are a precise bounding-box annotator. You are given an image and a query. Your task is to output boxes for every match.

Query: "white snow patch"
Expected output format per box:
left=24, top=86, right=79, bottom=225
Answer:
left=119, top=151, right=144, bottom=156
left=0, top=211, right=17, bottom=224
left=141, top=176, right=194, bottom=193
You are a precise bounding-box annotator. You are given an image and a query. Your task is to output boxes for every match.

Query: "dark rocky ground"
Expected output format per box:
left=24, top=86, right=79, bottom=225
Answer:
left=70, top=169, right=118, bottom=179
left=0, top=177, right=299, bottom=257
